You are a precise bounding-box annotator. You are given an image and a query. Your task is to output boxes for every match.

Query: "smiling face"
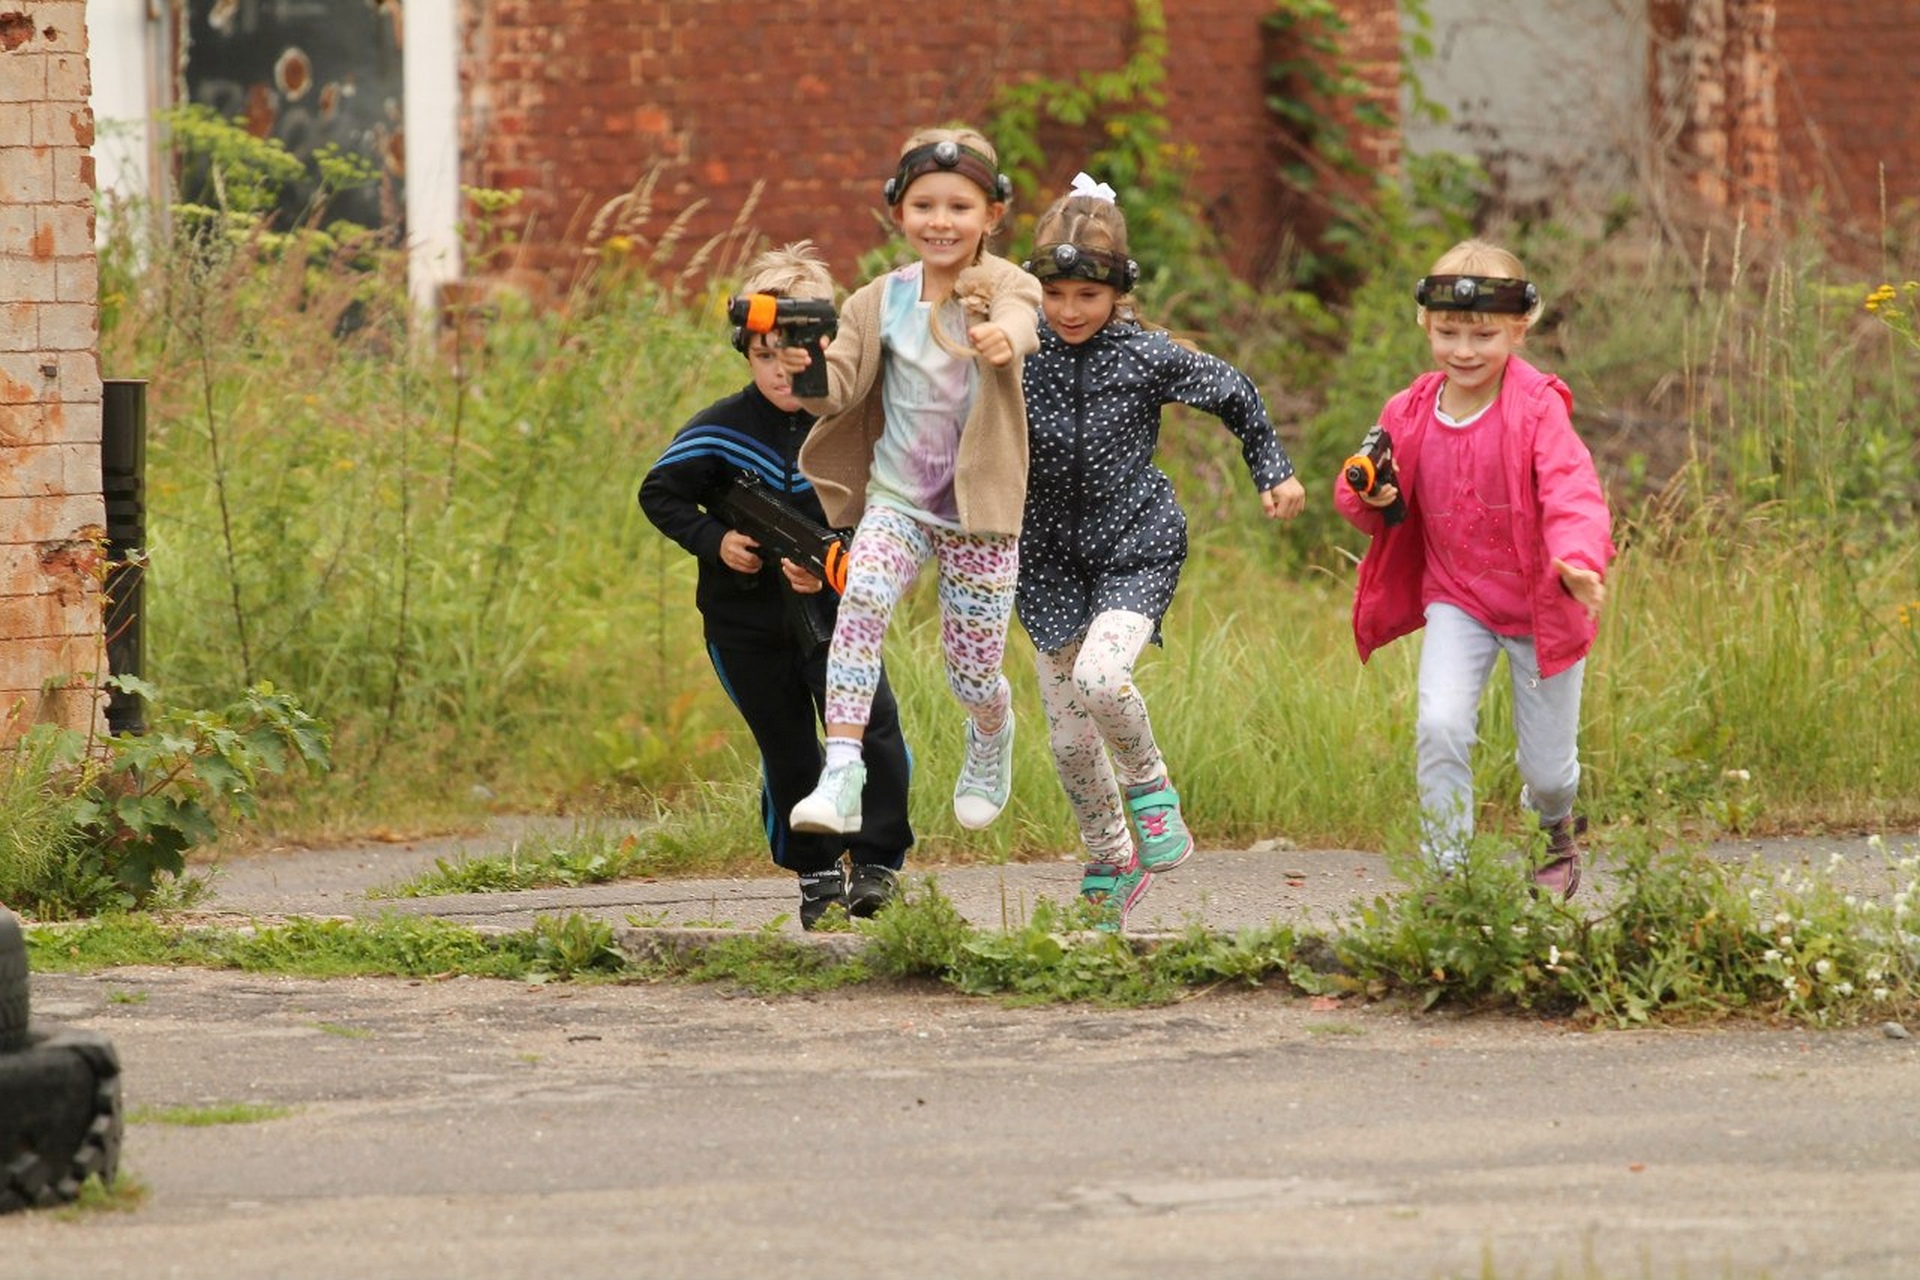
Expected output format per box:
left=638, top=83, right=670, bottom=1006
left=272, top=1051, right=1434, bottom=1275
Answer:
left=1040, top=278, right=1118, bottom=344
left=891, top=171, right=1001, bottom=292
left=1425, top=312, right=1523, bottom=405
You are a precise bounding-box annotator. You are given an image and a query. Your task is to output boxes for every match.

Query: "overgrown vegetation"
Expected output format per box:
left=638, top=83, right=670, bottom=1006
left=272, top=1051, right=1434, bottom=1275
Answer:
left=24, top=835, right=1919, bottom=1024
left=70, top=77, right=1920, bottom=869
left=0, top=681, right=329, bottom=917
left=25, top=910, right=632, bottom=983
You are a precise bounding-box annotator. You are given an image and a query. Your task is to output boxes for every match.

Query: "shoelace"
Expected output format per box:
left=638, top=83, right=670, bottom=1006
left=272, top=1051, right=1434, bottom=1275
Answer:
left=1138, top=810, right=1170, bottom=838
left=958, top=735, right=1003, bottom=792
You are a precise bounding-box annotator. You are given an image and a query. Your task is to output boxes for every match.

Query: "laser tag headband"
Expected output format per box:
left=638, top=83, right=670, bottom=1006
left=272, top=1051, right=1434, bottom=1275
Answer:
left=883, top=140, right=1014, bottom=206
left=1415, top=274, right=1540, bottom=315
left=1022, top=241, right=1139, bottom=293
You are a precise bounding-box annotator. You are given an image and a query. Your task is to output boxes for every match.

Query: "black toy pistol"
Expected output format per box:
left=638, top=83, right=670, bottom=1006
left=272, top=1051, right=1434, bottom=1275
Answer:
left=727, top=294, right=837, bottom=399
left=1343, top=425, right=1407, bottom=527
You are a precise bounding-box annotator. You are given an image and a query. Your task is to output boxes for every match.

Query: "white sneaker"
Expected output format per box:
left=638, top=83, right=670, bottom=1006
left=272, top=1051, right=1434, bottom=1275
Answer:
left=791, top=760, right=866, bottom=835
left=952, top=713, right=1014, bottom=830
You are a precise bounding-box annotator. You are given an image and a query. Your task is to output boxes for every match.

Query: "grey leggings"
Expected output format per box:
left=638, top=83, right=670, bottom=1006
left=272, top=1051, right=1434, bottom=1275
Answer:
left=1416, top=601, right=1584, bottom=868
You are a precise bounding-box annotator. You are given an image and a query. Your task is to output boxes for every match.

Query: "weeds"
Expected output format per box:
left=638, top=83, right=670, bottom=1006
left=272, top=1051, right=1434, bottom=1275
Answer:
left=49, top=1173, right=148, bottom=1219
left=0, top=681, right=330, bottom=917
left=373, top=811, right=765, bottom=899
left=527, top=913, right=626, bottom=980
left=375, top=827, right=656, bottom=897
left=130, top=1101, right=295, bottom=1126
left=633, top=927, right=871, bottom=996
left=21, top=838, right=1920, bottom=1025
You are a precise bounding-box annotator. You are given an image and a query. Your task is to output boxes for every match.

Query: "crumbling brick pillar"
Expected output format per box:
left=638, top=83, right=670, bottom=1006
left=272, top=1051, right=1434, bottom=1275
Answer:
left=0, top=0, right=107, bottom=740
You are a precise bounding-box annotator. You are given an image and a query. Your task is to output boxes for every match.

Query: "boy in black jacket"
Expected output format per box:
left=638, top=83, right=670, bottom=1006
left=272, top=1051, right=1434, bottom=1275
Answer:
left=639, top=243, right=914, bottom=928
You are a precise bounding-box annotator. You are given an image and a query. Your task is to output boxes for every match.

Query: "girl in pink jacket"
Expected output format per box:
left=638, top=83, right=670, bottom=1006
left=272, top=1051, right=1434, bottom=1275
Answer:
left=1334, top=241, right=1614, bottom=897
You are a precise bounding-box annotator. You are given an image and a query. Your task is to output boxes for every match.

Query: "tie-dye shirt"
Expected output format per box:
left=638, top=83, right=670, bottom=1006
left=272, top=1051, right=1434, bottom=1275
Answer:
left=869, top=262, right=978, bottom=529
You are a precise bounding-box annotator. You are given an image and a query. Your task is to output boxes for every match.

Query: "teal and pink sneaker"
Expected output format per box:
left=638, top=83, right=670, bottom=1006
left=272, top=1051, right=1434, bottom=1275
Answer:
left=1080, top=855, right=1150, bottom=933
left=1125, top=776, right=1194, bottom=873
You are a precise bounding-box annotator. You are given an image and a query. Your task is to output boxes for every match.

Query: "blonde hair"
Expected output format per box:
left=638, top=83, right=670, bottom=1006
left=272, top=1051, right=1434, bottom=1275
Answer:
left=1418, top=238, right=1543, bottom=330
left=892, top=125, right=1009, bottom=360
left=740, top=239, right=834, bottom=302
left=1030, top=191, right=1142, bottom=325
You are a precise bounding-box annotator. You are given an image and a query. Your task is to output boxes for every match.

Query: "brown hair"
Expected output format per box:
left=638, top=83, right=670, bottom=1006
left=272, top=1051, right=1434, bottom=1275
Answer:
left=1029, top=191, right=1141, bottom=325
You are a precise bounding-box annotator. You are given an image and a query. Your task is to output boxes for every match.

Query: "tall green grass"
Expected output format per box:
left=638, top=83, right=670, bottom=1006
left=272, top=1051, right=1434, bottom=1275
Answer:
left=94, top=188, right=1920, bottom=864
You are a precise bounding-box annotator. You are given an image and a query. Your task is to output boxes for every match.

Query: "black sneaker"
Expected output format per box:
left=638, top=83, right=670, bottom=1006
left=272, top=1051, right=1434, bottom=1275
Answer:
left=797, top=866, right=849, bottom=931
left=846, top=864, right=900, bottom=918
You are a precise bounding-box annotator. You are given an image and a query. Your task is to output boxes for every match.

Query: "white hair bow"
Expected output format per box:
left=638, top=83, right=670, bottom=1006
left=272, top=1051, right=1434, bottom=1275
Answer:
left=1069, top=172, right=1118, bottom=204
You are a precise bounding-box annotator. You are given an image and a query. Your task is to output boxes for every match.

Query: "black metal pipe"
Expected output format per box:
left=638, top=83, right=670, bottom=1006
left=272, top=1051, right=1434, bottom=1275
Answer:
left=101, top=379, right=147, bottom=736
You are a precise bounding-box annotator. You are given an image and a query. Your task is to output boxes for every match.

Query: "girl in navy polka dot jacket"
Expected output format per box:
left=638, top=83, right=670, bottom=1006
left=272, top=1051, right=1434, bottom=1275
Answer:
left=1018, top=175, right=1307, bottom=931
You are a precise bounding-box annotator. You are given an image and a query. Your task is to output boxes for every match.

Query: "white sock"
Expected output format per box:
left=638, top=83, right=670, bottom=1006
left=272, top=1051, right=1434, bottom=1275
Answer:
left=825, top=736, right=864, bottom=770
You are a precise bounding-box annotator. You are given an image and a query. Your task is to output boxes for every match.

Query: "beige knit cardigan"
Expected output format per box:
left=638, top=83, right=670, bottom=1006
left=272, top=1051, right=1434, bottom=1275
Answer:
left=797, top=254, right=1042, bottom=536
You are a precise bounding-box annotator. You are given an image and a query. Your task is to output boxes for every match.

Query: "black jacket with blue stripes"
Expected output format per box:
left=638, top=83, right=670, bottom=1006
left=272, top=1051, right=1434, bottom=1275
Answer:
left=639, top=384, right=835, bottom=650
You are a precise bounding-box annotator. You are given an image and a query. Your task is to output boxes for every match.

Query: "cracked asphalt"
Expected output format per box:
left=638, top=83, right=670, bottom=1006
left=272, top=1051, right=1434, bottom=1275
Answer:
left=7, top=822, right=1917, bottom=1279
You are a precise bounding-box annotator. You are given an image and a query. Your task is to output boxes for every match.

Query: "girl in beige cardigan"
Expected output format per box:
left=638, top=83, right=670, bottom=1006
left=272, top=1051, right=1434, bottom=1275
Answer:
left=784, top=126, right=1042, bottom=852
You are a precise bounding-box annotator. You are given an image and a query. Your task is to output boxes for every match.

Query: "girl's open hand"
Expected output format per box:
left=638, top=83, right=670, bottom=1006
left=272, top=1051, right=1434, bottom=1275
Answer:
left=968, top=322, right=1014, bottom=367
left=1261, top=475, right=1307, bottom=520
left=1554, top=558, right=1606, bottom=618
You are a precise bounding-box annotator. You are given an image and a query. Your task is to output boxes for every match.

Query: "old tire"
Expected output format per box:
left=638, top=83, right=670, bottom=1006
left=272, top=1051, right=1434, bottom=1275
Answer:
left=0, top=1028, right=124, bottom=1213
left=0, top=908, right=27, bottom=1053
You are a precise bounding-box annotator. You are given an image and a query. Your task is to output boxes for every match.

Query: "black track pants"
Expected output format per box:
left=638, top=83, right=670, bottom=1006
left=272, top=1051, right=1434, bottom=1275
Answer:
left=707, top=640, right=914, bottom=874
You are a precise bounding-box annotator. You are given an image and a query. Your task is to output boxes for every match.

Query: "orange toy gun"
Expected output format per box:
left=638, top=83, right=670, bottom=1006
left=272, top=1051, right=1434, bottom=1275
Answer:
left=726, top=294, right=837, bottom=398
left=1343, top=425, right=1406, bottom=527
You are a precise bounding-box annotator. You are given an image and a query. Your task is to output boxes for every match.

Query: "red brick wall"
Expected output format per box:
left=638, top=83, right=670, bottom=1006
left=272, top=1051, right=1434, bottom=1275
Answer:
left=1651, top=0, right=1919, bottom=256
left=1770, top=3, right=1920, bottom=241
left=457, top=0, right=1403, bottom=291
left=0, top=0, right=105, bottom=740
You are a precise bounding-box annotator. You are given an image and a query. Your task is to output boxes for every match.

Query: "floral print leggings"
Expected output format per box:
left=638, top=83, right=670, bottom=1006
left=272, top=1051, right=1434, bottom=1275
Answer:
left=824, top=503, right=1017, bottom=732
left=1033, top=610, right=1166, bottom=862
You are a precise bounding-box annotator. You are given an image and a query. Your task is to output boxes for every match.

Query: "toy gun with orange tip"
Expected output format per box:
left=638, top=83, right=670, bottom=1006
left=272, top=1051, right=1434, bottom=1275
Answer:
left=717, top=472, right=851, bottom=595
left=726, top=293, right=837, bottom=398
left=1343, top=425, right=1406, bottom=527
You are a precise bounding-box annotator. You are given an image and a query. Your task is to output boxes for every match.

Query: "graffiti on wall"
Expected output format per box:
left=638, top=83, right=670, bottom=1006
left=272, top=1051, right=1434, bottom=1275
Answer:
left=185, top=0, right=404, bottom=231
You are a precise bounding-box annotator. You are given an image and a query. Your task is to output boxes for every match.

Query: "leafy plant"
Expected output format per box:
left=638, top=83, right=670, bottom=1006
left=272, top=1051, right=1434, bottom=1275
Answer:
left=527, top=913, right=626, bottom=980
left=1, top=681, right=330, bottom=916
left=1334, top=843, right=1584, bottom=1012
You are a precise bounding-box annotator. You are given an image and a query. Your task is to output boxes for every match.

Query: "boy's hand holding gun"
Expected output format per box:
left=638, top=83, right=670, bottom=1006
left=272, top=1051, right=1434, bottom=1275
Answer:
left=717, top=473, right=851, bottom=595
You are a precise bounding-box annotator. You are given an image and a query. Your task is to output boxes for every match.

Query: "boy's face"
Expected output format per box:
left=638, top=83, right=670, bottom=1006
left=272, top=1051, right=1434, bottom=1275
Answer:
left=890, top=172, right=1000, bottom=277
left=747, top=334, right=803, bottom=412
left=1041, top=279, right=1118, bottom=345
left=1425, top=313, right=1523, bottom=401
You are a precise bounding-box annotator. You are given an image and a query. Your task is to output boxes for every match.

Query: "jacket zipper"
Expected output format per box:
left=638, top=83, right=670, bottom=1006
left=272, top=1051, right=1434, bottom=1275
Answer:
left=1070, top=342, right=1088, bottom=550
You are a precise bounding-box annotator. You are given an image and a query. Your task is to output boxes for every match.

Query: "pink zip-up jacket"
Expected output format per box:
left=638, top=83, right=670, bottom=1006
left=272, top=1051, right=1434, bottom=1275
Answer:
left=1333, top=356, right=1615, bottom=679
